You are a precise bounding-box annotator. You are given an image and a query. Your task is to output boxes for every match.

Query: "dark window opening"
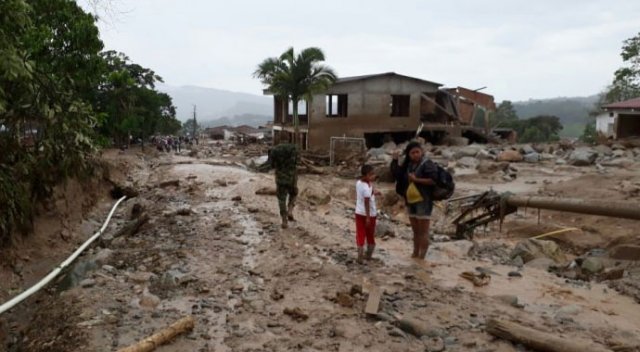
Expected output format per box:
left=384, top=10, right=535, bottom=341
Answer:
left=391, top=95, right=410, bottom=117
left=326, top=94, right=348, bottom=117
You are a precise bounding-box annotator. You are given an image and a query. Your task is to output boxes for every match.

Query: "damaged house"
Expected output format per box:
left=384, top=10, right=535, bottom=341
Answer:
left=596, top=97, right=640, bottom=139
left=266, top=72, right=496, bottom=151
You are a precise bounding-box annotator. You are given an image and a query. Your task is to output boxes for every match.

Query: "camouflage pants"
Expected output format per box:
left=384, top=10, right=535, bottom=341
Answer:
left=276, top=182, right=298, bottom=217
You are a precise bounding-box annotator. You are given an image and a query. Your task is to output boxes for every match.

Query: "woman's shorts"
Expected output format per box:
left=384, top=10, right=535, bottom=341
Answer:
left=407, top=200, right=433, bottom=220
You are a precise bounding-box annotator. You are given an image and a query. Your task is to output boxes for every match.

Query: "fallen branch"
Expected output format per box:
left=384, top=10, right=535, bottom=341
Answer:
left=102, top=213, right=149, bottom=246
left=117, top=316, right=195, bottom=352
left=486, top=318, right=612, bottom=352
left=300, top=158, right=326, bottom=175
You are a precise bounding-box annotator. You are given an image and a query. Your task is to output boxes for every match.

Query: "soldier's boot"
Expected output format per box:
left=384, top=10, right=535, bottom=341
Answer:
left=287, top=198, right=296, bottom=221
left=356, top=247, right=365, bottom=264
left=365, top=245, right=375, bottom=260
left=281, top=216, right=288, bottom=229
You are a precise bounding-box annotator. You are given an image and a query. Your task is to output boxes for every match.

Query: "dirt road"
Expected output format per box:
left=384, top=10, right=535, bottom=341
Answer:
left=3, top=146, right=640, bottom=351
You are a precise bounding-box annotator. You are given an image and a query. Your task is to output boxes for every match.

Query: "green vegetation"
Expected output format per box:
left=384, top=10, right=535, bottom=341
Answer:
left=254, top=47, right=337, bottom=145
left=504, top=115, right=563, bottom=143
left=605, top=31, right=640, bottom=103
left=0, top=0, right=181, bottom=245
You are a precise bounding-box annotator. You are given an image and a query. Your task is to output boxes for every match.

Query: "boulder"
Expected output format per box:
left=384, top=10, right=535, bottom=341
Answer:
left=612, top=149, right=626, bottom=158
left=593, top=145, right=612, bottom=156
left=476, top=149, right=495, bottom=160
left=510, top=239, right=566, bottom=264
left=455, top=145, right=484, bottom=159
left=457, top=156, right=479, bottom=169
left=477, top=161, right=509, bottom=174
left=524, top=257, right=555, bottom=270
left=611, top=143, right=626, bottom=150
left=497, top=150, right=523, bottom=162
left=600, top=158, right=634, bottom=168
left=539, top=153, right=556, bottom=161
left=581, top=257, right=604, bottom=275
left=568, top=148, right=597, bottom=166
left=440, top=149, right=456, bottom=160
left=395, top=318, right=430, bottom=337
left=555, top=159, right=567, bottom=165
left=521, top=145, right=536, bottom=155
left=301, top=186, right=331, bottom=205
left=523, top=152, right=541, bottom=163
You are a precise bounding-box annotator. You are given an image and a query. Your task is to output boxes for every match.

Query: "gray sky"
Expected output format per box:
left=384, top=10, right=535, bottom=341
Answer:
left=91, top=0, right=640, bottom=101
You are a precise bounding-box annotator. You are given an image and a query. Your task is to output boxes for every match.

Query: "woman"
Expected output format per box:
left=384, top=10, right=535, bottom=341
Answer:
left=391, top=141, right=437, bottom=259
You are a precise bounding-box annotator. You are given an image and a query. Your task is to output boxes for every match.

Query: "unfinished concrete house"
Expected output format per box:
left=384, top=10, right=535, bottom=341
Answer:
left=596, top=97, right=640, bottom=139
left=267, top=72, right=496, bottom=151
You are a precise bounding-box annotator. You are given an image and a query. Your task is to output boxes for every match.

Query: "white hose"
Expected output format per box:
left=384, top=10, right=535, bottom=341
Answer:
left=0, top=196, right=127, bottom=315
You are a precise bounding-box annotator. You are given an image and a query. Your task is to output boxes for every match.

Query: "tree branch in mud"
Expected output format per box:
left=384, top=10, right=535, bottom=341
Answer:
left=116, top=316, right=195, bottom=352
left=102, top=213, right=149, bottom=246
left=486, top=318, right=613, bottom=352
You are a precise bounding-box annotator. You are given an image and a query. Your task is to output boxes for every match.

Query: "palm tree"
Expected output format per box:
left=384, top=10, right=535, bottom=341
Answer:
left=254, top=47, right=337, bottom=146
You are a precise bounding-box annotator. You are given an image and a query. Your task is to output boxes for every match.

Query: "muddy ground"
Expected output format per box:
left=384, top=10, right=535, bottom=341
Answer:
left=1, top=141, right=640, bottom=352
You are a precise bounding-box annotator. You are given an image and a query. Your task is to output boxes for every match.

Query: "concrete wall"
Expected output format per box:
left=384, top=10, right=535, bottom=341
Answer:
left=596, top=112, right=615, bottom=137
left=306, top=75, right=440, bottom=150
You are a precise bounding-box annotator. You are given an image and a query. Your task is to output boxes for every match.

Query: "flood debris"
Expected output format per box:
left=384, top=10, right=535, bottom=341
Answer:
left=116, top=316, right=195, bottom=352
left=460, top=271, right=491, bottom=287
left=283, top=307, right=309, bottom=322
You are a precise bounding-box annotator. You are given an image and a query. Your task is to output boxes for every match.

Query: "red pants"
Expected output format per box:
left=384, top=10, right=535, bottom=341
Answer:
left=355, top=214, right=376, bottom=247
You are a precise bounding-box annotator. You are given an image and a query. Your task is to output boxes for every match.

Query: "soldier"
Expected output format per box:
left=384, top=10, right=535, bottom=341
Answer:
left=259, top=143, right=299, bottom=229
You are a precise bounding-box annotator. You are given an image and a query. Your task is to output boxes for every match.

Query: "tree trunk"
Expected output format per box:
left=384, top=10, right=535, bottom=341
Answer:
left=292, top=98, right=300, bottom=147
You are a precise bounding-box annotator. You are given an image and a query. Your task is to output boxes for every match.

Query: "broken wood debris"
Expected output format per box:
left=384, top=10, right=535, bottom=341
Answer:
left=116, top=316, right=195, bottom=352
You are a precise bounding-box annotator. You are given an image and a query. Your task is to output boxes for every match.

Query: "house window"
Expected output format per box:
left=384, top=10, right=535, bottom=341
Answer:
left=391, top=95, right=410, bottom=117
left=288, top=100, right=308, bottom=116
left=326, top=94, right=348, bottom=117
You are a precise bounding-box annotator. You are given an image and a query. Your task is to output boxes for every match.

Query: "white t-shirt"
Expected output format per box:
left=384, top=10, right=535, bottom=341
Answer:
left=355, top=180, right=377, bottom=217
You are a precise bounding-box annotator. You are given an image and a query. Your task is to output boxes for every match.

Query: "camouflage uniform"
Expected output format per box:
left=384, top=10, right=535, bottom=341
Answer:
left=260, top=143, right=299, bottom=220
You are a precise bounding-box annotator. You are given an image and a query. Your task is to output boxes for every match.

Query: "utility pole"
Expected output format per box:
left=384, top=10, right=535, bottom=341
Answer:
left=192, top=104, right=198, bottom=145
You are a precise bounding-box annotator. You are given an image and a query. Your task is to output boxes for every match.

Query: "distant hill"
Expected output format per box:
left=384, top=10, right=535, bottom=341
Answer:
left=511, top=95, right=600, bottom=137
left=158, top=84, right=272, bottom=125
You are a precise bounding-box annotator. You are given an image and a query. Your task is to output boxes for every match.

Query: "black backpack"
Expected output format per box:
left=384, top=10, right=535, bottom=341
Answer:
left=429, top=161, right=455, bottom=201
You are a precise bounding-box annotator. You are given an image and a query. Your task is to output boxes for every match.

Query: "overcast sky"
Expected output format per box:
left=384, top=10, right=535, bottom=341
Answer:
left=89, top=0, right=639, bottom=102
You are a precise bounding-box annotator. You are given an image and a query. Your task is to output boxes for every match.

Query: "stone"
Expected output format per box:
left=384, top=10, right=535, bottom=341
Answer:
left=521, top=145, right=536, bottom=155
left=609, top=245, right=640, bottom=261
left=594, top=145, right=613, bottom=156
left=523, top=152, right=541, bottom=163
left=375, top=222, right=395, bottom=238
left=568, top=148, right=597, bottom=166
left=255, top=187, right=277, bottom=196
left=423, top=337, right=445, bottom=352
left=93, top=249, right=114, bottom=266
left=497, top=150, right=523, bottom=162
left=426, top=240, right=474, bottom=261
left=440, top=149, right=456, bottom=160
left=455, top=145, right=484, bottom=159
left=612, top=149, right=626, bottom=158
left=555, top=159, right=567, bottom=165
left=540, top=153, right=556, bottom=161
left=511, top=239, right=566, bottom=264
left=555, top=304, right=582, bottom=320
left=139, top=289, right=161, bottom=309
left=457, top=157, right=479, bottom=169
left=476, top=149, right=495, bottom=160
left=161, top=269, right=187, bottom=287
left=128, top=271, right=156, bottom=284
left=524, top=257, right=555, bottom=270
left=494, top=295, right=519, bottom=307
left=336, top=292, right=354, bottom=308
left=511, top=256, right=524, bottom=267
left=612, top=143, right=626, bottom=150
left=476, top=161, right=509, bottom=174
left=581, top=257, right=605, bottom=275
left=301, top=186, right=331, bottom=206
left=395, top=318, right=429, bottom=337
left=601, top=158, right=634, bottom=168
left=508, top=271, right=523, bottom=278
left=599, top=268, right=625, bottom=281
left=80, top=278, right=96, bottom=288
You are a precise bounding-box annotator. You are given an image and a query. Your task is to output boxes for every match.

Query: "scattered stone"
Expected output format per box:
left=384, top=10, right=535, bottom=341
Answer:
left=599, top=268, right=625, bottom=281
left=161, top=270, right=187, bottom=288
left=283, top=307, right=308, bottom=322
left=497, top=150, right=523, bottom=162
left=568, top=148, right=597, bottom=166
left=255, top=187, right=277, bottom=196
left=395, top=318, right=429, bottom=337
left=555, top=304, right=582, bottom=320
left=524, top=257, right=555, bottom=270
left=476, top=161, right=509, bottom=174
left=508, top=271, right=522, bottom=278
left=139, top=289, right=161, bottom=309
left=231, top=196, right=242, bottom=202
left=523, top=152, right=541, bottom=163
left=128, top=271, right=156, bottom=284
left=336, top=292, right=354, bottom=308
left=581, top=257, right=604, bottom=275
left=350, top=285, right=363, bottom=296
left=427, top=240, right=475, bottom=261
left=457, top=156, right=479, bottom=169
left=423, top=337, right=445, bottom=352
left=555, top=159, right=567, bottom=165
left=476, top=149, right=495, bottom=160
left=511, top=239, right=566, bottom=264
left=176, top=207, right=193, bottom=216
left=301, top=186, right=331, bottom=205
left=93, top=248, right=114, bottom=266
left=388, top=328, right=407, bottom=338
left=521, top=145, right=536, bottom=155
left=375, top=222, right=395, bottom=238
left=80, top=278, right=96, bottom=288
left=159, top=180, right=180, bottom=188
left=494, top=295, right=519, bottom=307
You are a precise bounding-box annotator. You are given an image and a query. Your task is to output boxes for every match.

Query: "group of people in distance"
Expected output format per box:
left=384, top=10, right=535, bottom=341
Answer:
left=260, top=140, right=438, bottom=263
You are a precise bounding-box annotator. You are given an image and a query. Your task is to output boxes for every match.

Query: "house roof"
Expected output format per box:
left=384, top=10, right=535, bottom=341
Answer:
left=603, top=97, right=640, bottom=110
left=335, top=72, right=442, bottom=87
left=234, top=125, right=261, bottom=134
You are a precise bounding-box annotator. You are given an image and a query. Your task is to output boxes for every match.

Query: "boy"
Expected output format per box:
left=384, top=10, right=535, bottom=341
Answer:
left=355, top=164, right=380, bottom=264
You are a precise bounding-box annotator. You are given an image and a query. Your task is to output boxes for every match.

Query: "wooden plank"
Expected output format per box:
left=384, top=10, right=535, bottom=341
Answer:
left=486, top=318, right=612, bottom=352
left=364, top=286, right=382, bottom=315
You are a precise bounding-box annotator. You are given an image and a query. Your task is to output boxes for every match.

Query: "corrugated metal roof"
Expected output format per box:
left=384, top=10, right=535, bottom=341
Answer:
left=603, top=97, right=640, bottom=110
left=335, top=72, right=442, bottom=87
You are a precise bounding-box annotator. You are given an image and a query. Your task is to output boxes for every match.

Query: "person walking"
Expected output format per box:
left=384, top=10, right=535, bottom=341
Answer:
left=259, top=143, right=299, bottom=229
left=391, top=141, right=437, bottom=259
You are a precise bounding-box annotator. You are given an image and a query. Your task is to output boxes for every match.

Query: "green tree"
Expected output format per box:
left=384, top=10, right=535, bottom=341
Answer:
left=580, top=122, right=597, bottom=144
left=605, top=32, right=640, bottom=103
left=182, top=118, right=202, bottom=137
left=505, top=115, right=563, bottom=143
left=492, top=100, right=519, bottom=127
left=254, top=47, right=337, bottom=146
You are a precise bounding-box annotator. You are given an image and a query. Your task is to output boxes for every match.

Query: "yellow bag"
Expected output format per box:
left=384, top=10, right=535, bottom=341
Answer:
left=406, top=182, right=424, bottom=204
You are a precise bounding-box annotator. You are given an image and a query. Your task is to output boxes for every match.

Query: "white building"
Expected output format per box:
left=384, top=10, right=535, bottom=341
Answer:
left=596, top=97, right=640, bottom=139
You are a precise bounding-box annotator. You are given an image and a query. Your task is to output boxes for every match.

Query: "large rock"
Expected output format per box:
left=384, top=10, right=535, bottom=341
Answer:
left=395, top=318, right=430, bottom=337
left=457, top=156, right=479, bottom=169
left=523, top=152, right=541, bottom=163
left=525, top=257, right=555, bottom=270
left=510, top=239, right=566, bottom=264
left=455, top=145, right=484, bottom=159
left=476, top=149, right=495, bottom=160
left=612, top=149, right=626, bottom=158
left=521, top=145, right=536, bottom=155
left=581, top=257, right=604, bottom=275
left=427, top=240, right=475, bottom=261
left=301, top=186, right=331, bottom=205
left=476, top=161, right=509, bottom=174
left=497, top=150, right=523, bottom=162
left=600, top=158, right=634, bottom=168
left=440, top=149, right=456, bottom=160
left=593, top=145, right=612, bottom=156
left=568, top=148, right=597, bottom=166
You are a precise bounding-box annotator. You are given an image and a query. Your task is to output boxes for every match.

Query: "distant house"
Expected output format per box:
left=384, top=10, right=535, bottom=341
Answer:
left=596, top=97, right=640, bottom=139
left=265, top=72, right=495, bottom=151
left=205, top=125, right=231, bottom=140
left=205, top=124, right=266, bottom=141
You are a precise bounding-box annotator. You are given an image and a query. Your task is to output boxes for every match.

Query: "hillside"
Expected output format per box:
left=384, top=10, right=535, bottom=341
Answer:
left=512, top=95, right=600, bottom=137
left=159, top=84, right=272, bottom=123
